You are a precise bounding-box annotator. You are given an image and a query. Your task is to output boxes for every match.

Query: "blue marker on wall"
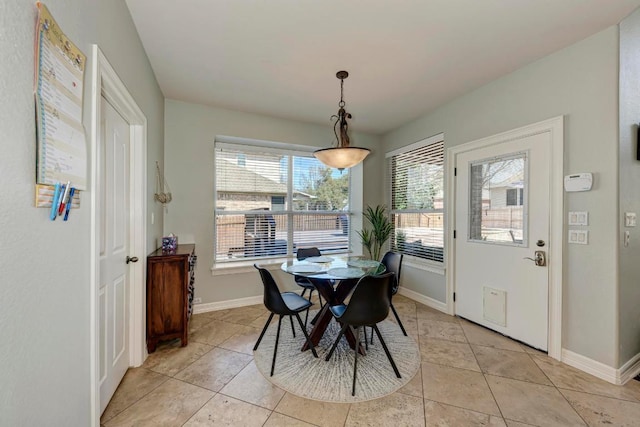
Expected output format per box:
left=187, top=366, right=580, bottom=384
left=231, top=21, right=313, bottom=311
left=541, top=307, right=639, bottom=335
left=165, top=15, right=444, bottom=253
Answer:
left=50, top=182, right=61, bottom=220
left=63, top=187, right=75, bottom=221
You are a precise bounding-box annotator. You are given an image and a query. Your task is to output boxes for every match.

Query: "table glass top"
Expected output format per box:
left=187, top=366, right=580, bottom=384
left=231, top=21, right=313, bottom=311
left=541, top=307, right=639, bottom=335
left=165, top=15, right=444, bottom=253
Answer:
left=281, top=255, right=385, bottom=279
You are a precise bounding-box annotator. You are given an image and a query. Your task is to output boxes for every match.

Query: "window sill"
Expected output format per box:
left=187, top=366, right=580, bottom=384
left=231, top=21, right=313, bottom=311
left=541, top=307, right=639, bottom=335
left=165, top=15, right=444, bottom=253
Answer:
left=211, top=258, right=288, bottom=276
left=402, top=256, right=445, bottom=275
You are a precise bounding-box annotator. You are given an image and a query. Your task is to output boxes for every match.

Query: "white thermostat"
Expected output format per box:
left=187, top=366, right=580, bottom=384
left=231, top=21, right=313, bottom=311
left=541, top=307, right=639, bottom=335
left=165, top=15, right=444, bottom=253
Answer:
left=564, top=173, right=593, bottom=192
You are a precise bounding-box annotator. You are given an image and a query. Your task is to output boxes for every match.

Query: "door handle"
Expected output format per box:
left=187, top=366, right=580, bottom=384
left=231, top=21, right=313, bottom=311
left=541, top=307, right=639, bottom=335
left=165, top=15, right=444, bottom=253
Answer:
left=126, top=256, right=139, bottom=264
left=523, top=250, right=546, bottom=266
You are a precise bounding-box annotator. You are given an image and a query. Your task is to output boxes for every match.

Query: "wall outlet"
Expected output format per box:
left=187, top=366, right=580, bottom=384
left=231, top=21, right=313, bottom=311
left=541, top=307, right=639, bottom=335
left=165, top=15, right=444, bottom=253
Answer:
left=625, top=212, right=636, bottom=227
left=193, top=297, right=202, bottom=304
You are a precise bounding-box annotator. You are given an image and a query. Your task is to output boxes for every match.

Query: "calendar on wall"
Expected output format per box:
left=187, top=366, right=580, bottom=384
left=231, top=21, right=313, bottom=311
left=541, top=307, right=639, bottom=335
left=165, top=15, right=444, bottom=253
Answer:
left=34, top=2, right=88, bottom=190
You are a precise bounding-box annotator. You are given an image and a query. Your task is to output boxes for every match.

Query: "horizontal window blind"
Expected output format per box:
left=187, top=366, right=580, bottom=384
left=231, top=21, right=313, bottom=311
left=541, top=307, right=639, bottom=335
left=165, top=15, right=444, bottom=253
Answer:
left=214, top=142, right=350, bottom=263
left=387, top=138, right=444, bottom=263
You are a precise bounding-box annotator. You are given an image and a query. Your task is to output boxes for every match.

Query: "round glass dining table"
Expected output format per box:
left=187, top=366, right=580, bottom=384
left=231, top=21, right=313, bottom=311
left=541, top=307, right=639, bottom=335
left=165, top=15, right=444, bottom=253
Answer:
left=281, top=255, right=385, bottom=279
left=281, top=255, right=385, bottom=354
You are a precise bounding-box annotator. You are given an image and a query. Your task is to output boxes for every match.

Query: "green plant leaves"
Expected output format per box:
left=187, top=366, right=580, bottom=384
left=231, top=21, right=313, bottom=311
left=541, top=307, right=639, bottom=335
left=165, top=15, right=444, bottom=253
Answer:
left=358, top=204, right=392, bottom=261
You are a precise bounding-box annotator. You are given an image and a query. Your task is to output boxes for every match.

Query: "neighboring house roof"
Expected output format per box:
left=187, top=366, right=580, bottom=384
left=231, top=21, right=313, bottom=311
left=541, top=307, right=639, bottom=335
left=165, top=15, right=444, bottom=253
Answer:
left=217, top=158, right=287, bottom=194
left=216, top=158, right=314, bottom=198
left=492, top=172, right=524, bottom=189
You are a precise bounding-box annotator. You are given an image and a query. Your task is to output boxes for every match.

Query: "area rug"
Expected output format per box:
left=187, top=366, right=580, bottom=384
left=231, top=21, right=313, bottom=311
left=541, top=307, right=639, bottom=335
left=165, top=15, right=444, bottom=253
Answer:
left=253, top=311, right=420, bottom=403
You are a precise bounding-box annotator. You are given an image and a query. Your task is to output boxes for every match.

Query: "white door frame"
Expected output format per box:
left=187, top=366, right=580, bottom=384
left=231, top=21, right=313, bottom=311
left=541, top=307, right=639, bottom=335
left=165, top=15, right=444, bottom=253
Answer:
left=445, top=116, right=564, bottom=361
left=89, top=45, right=147, bottom=425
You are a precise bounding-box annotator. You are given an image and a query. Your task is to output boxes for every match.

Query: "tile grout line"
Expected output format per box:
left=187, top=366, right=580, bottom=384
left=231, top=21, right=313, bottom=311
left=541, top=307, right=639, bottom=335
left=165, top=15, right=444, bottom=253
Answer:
left=407, top=304, right=428, bottom=427
left=211, top=344, right=288, bottom=413
left=100, top=368, right=172, bottom=424
left=179, top=391, right=217, bottom=427
left=462, top=323, right=507, bottom=422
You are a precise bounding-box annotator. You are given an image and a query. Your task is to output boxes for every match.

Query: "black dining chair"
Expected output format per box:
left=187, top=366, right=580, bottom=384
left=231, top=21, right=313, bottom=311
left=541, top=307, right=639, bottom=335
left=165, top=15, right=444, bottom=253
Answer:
left=295, top=247, right=325, bottom=326
left=253, top=265, right=318, bottom=376
left=381, top=251, right=407, bottom=336
left=325, top=272, right=401, bottom=396
left=365, top=251, right=407, bottom=345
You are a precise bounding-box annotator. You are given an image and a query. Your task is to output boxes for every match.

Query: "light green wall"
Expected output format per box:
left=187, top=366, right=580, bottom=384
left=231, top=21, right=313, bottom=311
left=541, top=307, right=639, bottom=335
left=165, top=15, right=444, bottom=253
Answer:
left=383, top=27, right=620, bottom=366
left=0, top=0, right=164, bottom=424
left=97, top=0, right=165, bottom=251
left=618, top=10, right=640, bottom=368
left=163, top=99, right=381, bottom=303
left=0, top=2, right=93, bottom=424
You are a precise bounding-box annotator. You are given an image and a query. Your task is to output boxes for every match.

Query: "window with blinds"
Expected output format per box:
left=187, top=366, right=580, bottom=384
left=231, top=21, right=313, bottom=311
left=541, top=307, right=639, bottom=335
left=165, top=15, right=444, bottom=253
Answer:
left=214, top=139, right=351, bottom=263
left=387, top=135, right=444, bottom=263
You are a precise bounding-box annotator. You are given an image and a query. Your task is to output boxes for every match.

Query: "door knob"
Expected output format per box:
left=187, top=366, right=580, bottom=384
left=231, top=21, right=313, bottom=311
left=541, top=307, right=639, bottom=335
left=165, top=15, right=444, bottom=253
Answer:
left=126, top=256, right=139, bottom=264
left=523, top=251, right=546, bottom=267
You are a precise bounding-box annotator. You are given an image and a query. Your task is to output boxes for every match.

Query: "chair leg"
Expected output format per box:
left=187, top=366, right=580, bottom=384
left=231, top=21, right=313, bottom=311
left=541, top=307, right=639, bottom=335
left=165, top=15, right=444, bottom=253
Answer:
left=294, top=313, right=318, bottom=358
left=253, top=312, right=274, bottom=351
left=310, top=308, right=322, bottom=326
left=300, top=288, right=307, bottom=299
left=325, top=323, right=349, bottom=361
left=304, top=289, right=313, bottom=328
left=289, top=314, right=296, bottom=338
left=363, top=326, right=369, bottom=351
left=271, top=315, right=283, bottom=376
left=372, top=324, right=401, bottom=378
left=390, top=303, right=408, bottom=336
left=352, top=326, right=360, bottom=396
left=308, top=288, right=324, bottom=309
left=304, top=307, right=310, bottom=329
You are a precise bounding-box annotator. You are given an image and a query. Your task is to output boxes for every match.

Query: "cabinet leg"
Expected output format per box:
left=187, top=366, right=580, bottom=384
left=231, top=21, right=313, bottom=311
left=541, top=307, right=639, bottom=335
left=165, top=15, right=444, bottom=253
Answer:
left=147, top=340, right=158, bottom=353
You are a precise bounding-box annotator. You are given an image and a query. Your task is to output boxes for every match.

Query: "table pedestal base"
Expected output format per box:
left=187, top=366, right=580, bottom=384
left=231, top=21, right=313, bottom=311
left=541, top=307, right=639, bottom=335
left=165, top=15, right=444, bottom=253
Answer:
left=301, top=278, right=366, bottom=355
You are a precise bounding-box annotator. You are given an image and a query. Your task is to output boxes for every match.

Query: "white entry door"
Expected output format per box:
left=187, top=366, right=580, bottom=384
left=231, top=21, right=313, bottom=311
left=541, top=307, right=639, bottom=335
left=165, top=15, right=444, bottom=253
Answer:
left=454, top=131, right=550, bottom=351
left=99, top=96, right=131, bottom=412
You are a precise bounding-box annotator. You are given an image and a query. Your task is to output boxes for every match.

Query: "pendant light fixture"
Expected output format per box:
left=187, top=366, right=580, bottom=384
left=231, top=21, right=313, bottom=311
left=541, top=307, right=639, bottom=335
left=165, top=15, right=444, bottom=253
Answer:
left=313, top=71, right=370, bottom=170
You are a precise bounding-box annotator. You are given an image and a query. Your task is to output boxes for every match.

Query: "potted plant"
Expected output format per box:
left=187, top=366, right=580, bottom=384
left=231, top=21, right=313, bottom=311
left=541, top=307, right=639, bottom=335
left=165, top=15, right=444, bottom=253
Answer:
left=357, top=205, right=393, bottom=261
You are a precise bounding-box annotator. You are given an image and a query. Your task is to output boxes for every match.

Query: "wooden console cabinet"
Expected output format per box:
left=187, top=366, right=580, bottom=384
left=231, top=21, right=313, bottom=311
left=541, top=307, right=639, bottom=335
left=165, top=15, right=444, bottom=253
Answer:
left=146, top=244, right=196, bottom=353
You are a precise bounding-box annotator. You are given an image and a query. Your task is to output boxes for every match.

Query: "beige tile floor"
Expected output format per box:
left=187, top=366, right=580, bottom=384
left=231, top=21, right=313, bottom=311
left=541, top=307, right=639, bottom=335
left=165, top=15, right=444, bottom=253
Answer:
left=102, top=295, right=640, bottom=426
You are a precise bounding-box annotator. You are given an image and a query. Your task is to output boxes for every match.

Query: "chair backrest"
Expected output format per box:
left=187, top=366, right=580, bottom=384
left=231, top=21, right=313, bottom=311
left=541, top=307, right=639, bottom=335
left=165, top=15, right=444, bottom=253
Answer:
left=254, top=264, right=289, bottom=315
left=340, top=272, right=394, bottom=327
left=296, top=247, right=321, bottom=260
left=381, top=251, right=403, bottom=295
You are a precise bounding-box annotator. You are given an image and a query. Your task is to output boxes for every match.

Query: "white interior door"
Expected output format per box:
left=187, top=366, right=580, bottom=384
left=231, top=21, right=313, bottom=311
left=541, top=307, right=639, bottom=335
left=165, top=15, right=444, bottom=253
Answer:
left=99, top=96, right=131, bottom=412
left=454, top=131, right=550, bottom=351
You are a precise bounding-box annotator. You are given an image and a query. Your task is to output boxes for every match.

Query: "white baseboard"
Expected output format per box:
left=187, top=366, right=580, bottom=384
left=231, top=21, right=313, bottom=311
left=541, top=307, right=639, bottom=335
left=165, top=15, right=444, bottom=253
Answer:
left=618, top=352, right=640, bottom=385
left=398, top=287, right=448, bottom=313
left=561, top=349, right=619, bottom=385
left=192, top=289, right=306, bottom=315
left=193, top=295, right=263, bottom=314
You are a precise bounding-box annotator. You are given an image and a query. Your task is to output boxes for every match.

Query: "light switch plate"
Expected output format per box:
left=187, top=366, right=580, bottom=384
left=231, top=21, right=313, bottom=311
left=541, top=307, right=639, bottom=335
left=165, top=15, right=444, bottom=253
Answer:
left=568, top=229, right=589, bottom=245
left=568, top=211, right=588, bottom=226
left=625, top=212, right=636, bottom=227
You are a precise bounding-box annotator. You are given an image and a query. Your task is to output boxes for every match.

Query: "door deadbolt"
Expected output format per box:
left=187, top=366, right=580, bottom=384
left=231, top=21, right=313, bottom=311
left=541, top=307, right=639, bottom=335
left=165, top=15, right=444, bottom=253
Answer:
left=523, top=251, right=546, bottom=267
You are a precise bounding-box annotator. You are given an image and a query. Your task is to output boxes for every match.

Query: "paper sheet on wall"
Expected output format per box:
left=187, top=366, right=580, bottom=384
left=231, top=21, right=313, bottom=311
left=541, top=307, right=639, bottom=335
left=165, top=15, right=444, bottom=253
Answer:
left=34, top=2, right=87, bottom=190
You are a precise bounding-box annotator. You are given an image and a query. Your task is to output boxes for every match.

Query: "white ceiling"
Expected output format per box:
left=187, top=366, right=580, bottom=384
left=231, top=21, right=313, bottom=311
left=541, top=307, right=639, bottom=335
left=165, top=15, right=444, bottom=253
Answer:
left=126, top=0, right=640, bottom=135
